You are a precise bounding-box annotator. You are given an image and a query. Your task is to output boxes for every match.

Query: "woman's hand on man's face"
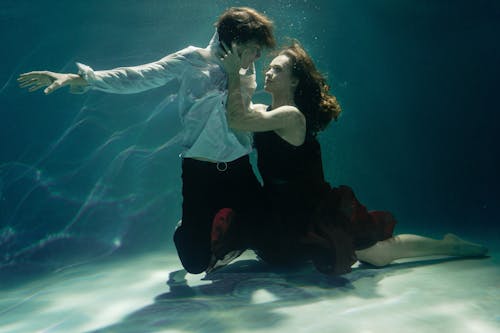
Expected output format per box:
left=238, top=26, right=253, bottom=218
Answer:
left=220, top=42, right=241, bottom=76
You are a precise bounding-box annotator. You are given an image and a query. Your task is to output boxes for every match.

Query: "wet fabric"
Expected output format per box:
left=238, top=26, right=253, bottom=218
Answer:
left=173, top=155, right=262, bottom=274
left=75, top=31, right=255, bottom=162
left=252, top=130, right=397, bottom=275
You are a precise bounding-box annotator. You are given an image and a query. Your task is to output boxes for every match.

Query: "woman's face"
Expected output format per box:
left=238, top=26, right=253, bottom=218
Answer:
left=264, top=54, right=296, bottom=93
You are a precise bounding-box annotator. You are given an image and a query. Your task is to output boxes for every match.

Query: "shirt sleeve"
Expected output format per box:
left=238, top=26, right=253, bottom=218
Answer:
left=73, top=49, right=191, bottom=94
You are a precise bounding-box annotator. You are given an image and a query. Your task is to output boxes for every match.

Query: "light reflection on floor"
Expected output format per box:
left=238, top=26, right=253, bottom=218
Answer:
left=0, top=249, right=498, bottom=333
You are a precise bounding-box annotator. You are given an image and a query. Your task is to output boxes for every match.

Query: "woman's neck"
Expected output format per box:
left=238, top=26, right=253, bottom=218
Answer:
left=271, top=91, right=296, bottom=109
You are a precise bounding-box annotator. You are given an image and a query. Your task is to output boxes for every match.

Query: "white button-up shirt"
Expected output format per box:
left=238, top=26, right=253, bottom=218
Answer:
left=75, top=32, right=255, bottom=162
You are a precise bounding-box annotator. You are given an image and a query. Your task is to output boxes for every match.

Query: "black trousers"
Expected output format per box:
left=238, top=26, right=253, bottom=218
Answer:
left=173, top=155, right=262, bottom=274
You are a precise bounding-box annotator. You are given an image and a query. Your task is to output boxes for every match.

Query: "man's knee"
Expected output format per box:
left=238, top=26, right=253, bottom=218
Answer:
left=183, top=261, right=210, bottom=274
left=173, top=227, right=211, bottom=274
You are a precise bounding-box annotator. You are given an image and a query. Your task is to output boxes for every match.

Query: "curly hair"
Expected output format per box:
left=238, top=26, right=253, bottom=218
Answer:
left=215, top=7, right=276, bottom=49
left=280, top=41, right=341, bottom=135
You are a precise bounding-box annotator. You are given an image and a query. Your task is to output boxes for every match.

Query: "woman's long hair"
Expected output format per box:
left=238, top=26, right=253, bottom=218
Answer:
left=280, top=41, right=341, bottom=135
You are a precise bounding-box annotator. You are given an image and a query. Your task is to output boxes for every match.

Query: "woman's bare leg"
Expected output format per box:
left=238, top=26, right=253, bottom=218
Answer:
left=355, top=233, right=488, bottom=267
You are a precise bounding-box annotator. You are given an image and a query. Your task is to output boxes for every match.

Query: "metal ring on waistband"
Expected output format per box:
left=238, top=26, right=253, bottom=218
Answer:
left=216, top=162, right=228, bottom=172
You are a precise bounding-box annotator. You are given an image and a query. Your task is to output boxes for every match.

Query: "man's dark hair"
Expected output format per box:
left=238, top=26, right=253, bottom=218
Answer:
left=215, top=7, right=275, bottom=48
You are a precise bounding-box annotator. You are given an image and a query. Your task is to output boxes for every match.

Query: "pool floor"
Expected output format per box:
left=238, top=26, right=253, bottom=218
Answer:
left=0, top=247, right=498, bottom=333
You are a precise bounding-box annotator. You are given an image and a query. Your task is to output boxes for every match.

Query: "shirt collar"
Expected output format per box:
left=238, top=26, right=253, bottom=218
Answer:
left=207, top=30, right=223, bottom=59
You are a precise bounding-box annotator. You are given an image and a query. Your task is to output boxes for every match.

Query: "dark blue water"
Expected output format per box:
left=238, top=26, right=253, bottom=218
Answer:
left=1, top=0, right=499, bottom=278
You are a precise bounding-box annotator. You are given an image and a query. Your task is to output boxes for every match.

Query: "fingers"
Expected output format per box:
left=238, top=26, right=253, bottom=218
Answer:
left=17, top=71, right=47, bottom=81
left=222, top=41, right=238, bottom=54
left=220, top=42, right=232, bottom=61
left=220, top=51, right=234, bottom=62
left=28, top=84, right=46, bottom=92
left=221, top=41, right=231, bottom=54
left=19, top=77, right=49, bottom=91
left=230, top=42, right=238, bottom=54
left=18, top=78, right=37, bottom=88
left=18, top=76, right=58, bottom=94
left=220, top=41, right=239, bottom=58
left=18, top=73, right=42, bottom=88
left=45, top=81, right=61, bottom=94
left=18, top=76, right=49, bottom=92
left=21, top=70, right=47, bottom=76
left=17, top=74, right=37, bottom=84
left=17, top=71, right=56, bottom=93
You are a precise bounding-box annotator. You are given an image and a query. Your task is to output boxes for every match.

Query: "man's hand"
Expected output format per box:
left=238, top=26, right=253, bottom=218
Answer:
left=17, top=71, right=84, bottom=94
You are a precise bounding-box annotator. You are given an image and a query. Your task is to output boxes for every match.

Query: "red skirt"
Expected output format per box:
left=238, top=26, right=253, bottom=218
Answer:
left=301, top=185, right=397, bottom=275
left=213, top=184, right=397, bottom=276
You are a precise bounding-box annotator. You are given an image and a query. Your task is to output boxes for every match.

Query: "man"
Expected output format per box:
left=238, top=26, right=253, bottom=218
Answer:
left=17, top=7, right=276, bottom=274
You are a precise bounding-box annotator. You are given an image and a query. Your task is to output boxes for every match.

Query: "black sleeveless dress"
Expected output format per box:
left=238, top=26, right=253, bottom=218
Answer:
left=252, top=130, right=397, bottom=275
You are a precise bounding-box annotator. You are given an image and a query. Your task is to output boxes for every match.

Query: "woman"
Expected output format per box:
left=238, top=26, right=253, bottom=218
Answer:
left=214, top=41, right=488, bottom=275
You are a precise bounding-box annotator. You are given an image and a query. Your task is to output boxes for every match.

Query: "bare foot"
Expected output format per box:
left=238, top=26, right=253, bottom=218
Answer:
left=443, top=233, right=489, bottom=257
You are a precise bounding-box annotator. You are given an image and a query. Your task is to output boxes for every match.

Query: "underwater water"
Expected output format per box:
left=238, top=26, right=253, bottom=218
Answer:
left=0, top=0, right=499, bottom=332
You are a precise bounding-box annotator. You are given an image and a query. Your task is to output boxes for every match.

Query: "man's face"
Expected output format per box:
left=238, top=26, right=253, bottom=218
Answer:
left=237, top=40, right=262, bottom=69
